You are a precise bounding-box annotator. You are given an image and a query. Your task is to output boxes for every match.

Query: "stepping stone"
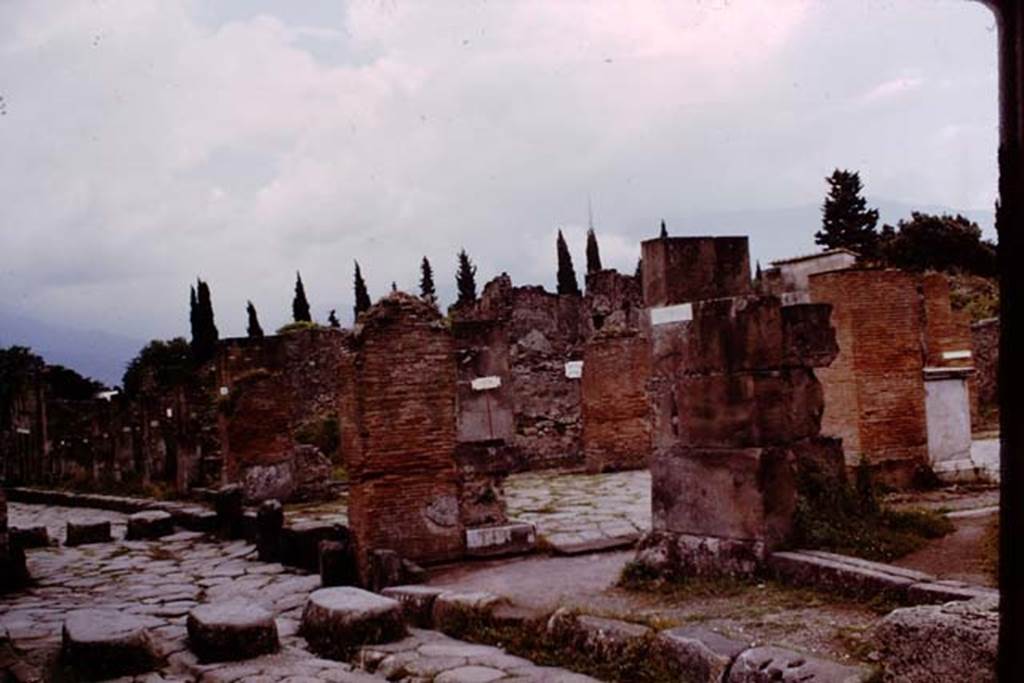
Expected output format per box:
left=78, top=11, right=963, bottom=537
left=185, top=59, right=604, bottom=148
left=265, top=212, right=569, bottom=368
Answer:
left=300, top=587, right=406, bottom=659
left=728, top=645, right=868, bottom=682
left=186, top=602, right=279, bottom=662
left=126, top=510, right=174, bottom=540
left=61, top=609, right=158, bottom=679
left=10, top=526, right=50, bottom=548
left=65, top=520, right=111, bottom=546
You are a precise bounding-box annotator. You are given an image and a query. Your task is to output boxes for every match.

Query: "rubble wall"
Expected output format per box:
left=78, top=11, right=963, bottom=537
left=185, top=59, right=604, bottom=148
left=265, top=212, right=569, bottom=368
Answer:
left=971, top=317, right=999, bottom=413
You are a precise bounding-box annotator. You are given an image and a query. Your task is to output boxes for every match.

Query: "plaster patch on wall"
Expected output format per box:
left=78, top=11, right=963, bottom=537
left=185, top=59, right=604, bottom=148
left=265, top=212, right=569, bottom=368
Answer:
left=471, top=376, right=502, bottom=391
left=942, top=350, right=972, bottom=360
left=564, top=361, right=583, bottom=379
left=650, top=303, right=693, bottom=326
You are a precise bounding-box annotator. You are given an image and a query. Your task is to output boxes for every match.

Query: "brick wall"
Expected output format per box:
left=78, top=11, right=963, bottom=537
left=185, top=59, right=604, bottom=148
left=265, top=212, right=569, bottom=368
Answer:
left=343, top=294, right=464, bottom=573
left=971, top=317, right=999, bottom=413
left=581, top=330, right=651, bottom=472
left=810, top=269, right=929, bottom=486
left=584, top=269, right=643, bottom=335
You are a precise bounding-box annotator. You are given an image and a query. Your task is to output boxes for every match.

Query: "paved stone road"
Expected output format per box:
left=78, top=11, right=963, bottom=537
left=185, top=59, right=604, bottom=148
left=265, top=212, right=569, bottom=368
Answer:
left=504, top=469, right=650, bottom=553
left=1, top=504, right=601, bottom=682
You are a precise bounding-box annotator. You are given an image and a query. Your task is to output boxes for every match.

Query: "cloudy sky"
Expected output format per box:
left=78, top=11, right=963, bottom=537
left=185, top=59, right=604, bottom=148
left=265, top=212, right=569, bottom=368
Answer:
left=0, top=0, right=1000, bottom=369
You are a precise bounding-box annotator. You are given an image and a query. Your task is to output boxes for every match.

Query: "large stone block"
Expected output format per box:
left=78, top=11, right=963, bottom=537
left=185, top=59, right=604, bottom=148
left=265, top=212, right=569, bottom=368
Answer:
left=728, top=645, right=868, bottom=682
left=301, top=587, right=407, bottom=660
left=651, top=444, right=797, bottom=548
left=61, top=609, right=159, bottom=679
left=873, top=596, right=997, bottom=683
left=653, top=626, right=747, bottom=683
left=686, top=296, right=786, bottom=373
left=641, top=236, right=752, bottom=306
left=674, top=368, right=824, bottom=448
left=65, top=520, right=112, bottom=546
left=125, top=510, right=174, bottom=540
left=781, top=303, right=838, bottom=368
left=186, top=602, right=279, bottom=663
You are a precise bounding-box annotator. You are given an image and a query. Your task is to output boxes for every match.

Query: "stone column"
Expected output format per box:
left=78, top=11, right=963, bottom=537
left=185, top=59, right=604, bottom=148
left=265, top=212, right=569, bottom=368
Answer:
left=0, top=486, right=29, bottom=592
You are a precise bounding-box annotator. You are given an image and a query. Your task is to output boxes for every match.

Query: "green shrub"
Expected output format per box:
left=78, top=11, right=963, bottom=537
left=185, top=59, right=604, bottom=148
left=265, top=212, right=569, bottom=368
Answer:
left=294, top=416, right=341, bottom=458
left=276, top=320, right=321, bottom=334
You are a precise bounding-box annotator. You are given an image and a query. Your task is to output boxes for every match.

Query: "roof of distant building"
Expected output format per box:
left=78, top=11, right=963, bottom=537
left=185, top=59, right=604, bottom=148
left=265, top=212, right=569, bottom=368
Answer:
left=770, top=248, right=860, bottom=267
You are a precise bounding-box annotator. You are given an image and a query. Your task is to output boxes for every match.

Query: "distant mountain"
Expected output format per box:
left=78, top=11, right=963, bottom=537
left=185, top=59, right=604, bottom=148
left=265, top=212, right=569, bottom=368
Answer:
left=0, top=311, right=145, bottom=387
left=674, top=200, right=995, bottom=267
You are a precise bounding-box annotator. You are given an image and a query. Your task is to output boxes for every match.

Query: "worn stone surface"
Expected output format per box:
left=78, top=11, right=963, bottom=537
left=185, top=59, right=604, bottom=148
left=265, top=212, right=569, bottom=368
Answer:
left=768, top=550, right=934, bottom=601
left=873, top=596, right=997, bottom=683
left=65, top=520, right=112, bottom=546
left=187, top=602, right=279, bottom=663
left=546, top=609, right=652, bottom=663
left=126, top=510, right=175, bottom=540
left=300, top=587, right=406, bottom=660
left=62, top=609, right=159, bottom=679
left=431, top=592, right=507, bottom=637
left=728, top=645, right=868, bottom=682
left=381, top=586, right=446, bottom=628
left=653, top=625, right=747, bottom=683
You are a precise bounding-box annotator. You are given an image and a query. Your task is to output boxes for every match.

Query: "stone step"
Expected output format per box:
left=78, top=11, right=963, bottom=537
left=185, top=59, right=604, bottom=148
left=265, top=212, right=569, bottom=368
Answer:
left=186, top=602, right=279, bottom=663
left=300, top=586, right=407, bottom=660
left=65, top=520, right=112, bottom=546
left=126, top=510, right=175, bottom=540
left=61, top=609, right=159, bottom=679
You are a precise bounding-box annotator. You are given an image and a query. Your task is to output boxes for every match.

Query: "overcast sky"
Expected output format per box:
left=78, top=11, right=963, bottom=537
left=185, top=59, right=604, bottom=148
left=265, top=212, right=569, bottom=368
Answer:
left=0, top=0, right=1000, bottom=344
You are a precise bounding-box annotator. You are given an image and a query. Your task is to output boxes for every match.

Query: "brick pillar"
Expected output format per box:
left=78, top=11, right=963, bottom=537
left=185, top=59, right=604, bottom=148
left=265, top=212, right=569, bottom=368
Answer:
left=639, top=237, right=838, bottom=577
left=343, top=294, right=464, bottom=580
left=581, top=329, right=651, bottom=473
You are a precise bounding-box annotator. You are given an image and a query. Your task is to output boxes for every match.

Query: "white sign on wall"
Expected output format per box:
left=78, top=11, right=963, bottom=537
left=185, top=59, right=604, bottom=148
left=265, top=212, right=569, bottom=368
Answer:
left=471, top=376, right=502, bottom=391
left=942, top=350, right=972, bottom=361
left=564, top=361, right=584, bottom=379
left=219, top=386, right=230, bottom=396
left=650, top=303, right=693, bottom=326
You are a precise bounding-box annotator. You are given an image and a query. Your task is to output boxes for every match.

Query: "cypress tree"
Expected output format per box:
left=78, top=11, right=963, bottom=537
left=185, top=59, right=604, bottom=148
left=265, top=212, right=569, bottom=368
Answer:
left=189, top=285, right=199, bottom=348
left=246, top=300, right=264, bottom=338
left=327, top=309, right=340, bottom=328
left=814, top=169, right=880, bottom=257
left=634, top=257, right=642, bottom=281
left=585, top=228, right=602, bottom=274
left=755, top=261, right=763, bottom=280
left=192, top=278, right=218, bottom=362
left=455, top=249, right=477, bottom=306
left=556, top=230, right=580, bottom=296
left=353, top=261, right=371, bottom=319
left=292, top=271, right=312, bottom=322
left=660, top=219, right=668, bottom=238
left=420, top=256, right=437, bottom=305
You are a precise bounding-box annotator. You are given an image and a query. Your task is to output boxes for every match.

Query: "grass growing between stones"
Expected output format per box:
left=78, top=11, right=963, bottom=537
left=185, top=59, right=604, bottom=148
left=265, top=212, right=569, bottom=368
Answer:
left=788, top=459, right=954, bottom=562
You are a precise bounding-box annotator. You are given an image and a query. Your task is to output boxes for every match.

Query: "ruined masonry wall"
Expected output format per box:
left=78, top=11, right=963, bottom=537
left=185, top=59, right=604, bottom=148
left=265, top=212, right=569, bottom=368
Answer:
left=971, top=317, right=999, bottom=413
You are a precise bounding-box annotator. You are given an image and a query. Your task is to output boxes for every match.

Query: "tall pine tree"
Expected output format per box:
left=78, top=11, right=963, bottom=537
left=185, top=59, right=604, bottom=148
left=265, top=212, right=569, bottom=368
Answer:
left=246, top=300, right=264, bottom=339
left=556, top=230, right=580, bottom=295
left=292, top=271, right=312, bottom=322
left=191, top=278, right=218, bottom=362
left=814, top=169, right=880, bottom=257
left=353, top=261, right=371, bottom=319
left=455, top=249, right=477, bottom=306
left=660, top=220, right=668, bottom=238
left=420, top=256, right=437, bottom=306
left=585, top=228, right=602, bottom=274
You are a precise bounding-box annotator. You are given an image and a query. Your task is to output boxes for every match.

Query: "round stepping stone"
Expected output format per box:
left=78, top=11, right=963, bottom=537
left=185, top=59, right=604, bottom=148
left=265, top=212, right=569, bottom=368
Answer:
left=186, top=602, right=279, bottom=662
left=61, top=609, right=158, bottom=679
left=300, top=587, right=407, bottom=660
left=65, top=520, right=111, bottom=546
left=126, top=510, right=174, bottom=540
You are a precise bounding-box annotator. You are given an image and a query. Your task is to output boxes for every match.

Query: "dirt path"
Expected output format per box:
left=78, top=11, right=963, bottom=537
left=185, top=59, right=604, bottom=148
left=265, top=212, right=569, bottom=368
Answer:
left=891, top=511, right=997, bottom=587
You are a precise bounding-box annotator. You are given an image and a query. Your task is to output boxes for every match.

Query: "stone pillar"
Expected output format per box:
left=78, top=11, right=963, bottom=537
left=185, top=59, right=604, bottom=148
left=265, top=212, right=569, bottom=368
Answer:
left=0, top=486, right=28, bottom=592
left=637, top=237, right=837, bottom=577
left=342, top=294, right=464, bottom=581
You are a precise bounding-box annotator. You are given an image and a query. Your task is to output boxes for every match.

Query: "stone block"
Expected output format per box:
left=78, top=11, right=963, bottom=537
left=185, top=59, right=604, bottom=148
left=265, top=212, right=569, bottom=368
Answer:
left=641, top=236, right=752, bottom=307
left=214, top=484, right=244, bottom=539
left=10, top=526, right=50, bottom=549
left=905, top=580, right=998, bottom=605
left=782, top=303, right=838, bottom=368
left=381, top=585, right=446, bottom=627
left=300, top=587, right=406, bottom=660
left=767, top=550, right=925, bottom=601
left=125, top=510, right=174, bottom=540
left=686, top=296, right=786, bottom=373
left=319, top=539, right=359, bottom=588
left=464, top=522, right=537, bottom=558
left=65, top=520, right=112, bottom=546
left=653, top=625, right=747, bottom=683
left=432, top=591, right=507, bottom=637
left=873, top=596, right=997, bottom=683
left=368, top=548, right=404, bottom=592
left=280, top=522, right=349, bottom=573
left=728, top=645, right=868, bottom=682
left=256, top=499, right=284, bottom=562
left=674, top=369, right=824, bottom=448
left=547, top=609, right=652, bottom=663
left=651, top=444, right=796, bottom=549
left=186, top=602, right=279, bottom=663
left=61, top=609, right=159, bottom=679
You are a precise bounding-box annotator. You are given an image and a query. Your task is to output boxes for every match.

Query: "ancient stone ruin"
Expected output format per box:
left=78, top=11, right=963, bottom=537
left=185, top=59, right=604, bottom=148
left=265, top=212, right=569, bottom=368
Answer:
left=635, top=236, right=840, bottom=577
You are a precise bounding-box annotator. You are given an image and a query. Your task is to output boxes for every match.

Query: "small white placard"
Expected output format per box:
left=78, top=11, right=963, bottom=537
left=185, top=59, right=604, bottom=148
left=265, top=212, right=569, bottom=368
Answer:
left=650, top=303, right=693, bottom=326
left=942, top=350, right=972, bottom=361
left=219, top=386, right=229, bottom=396
left=471, top=376, right=502, bottom=391
left=564, top=360, right=584, bottom=379
left=165, top=408, right=173, bottom=418
left=15, top=427, right=30, bottom=435
left=149, top=420, right=159, bottom=427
